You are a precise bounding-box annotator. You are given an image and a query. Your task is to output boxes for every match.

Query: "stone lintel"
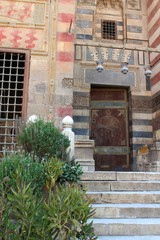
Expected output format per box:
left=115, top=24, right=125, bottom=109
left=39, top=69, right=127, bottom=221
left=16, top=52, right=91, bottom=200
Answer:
left=85, top=69, right=135, bottom=87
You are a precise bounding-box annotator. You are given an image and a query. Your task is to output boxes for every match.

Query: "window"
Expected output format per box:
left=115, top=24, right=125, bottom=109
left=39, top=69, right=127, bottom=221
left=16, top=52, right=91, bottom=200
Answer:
left=0, top=50, right=29, bottom=156
left=101, top=20, right=117, bottom=40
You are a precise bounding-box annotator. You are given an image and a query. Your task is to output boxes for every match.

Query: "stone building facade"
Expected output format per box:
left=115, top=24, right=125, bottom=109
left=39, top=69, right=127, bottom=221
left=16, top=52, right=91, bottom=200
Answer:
left=0, top=0, right=160, bottom=171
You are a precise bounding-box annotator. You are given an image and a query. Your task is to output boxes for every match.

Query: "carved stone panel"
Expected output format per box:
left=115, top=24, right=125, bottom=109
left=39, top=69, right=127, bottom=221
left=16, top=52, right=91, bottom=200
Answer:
left=62, top=78, right=74, bottom=89
left=0, top=1, right=47, bottom=50
left=97, top=0, right=123, bottom=8
left=127, top=0, right=141, bottom=10
left=131, top=96, right=152, bottom=113
left=0, top=27, right=44, bottom=50
left=0, top=1, right=46, bottom=25
left=86, top=46, right=134, bottom=64
left=73, top=92, right=90, bottom=108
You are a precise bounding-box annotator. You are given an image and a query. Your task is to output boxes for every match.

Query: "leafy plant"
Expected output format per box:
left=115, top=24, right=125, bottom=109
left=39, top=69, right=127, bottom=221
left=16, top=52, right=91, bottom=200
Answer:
left=0, top=182, right=19, bottom=240
left=44, top=157, right=64, bottom=192
left=0, top=205, right=17, bottom=239
left=0, top=177, right=97, bottom=239
left=44, top=184, right=96, bottom=240
left=0, top=154, right=46, bottom=196
left=0, top=118, right=97, bottom=239
left=7, top=180, right=50, bottom=240
left=76, top=221, right=97, bottom=240
left=58, top=159, right=83, bottom=184
left=18, top=118, right=70, bottom=161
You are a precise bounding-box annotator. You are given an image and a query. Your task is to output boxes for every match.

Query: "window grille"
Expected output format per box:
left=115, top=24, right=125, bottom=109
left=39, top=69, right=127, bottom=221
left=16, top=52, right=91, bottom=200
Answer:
left=0, top=52, right=26, bottom=156
left=101, top=20, right=117, bottom=40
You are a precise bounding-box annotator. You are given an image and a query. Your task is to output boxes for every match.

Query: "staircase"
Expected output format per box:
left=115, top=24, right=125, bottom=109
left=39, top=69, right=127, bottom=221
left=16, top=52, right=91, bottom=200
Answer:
left=81, top=171, right=160, bottom=240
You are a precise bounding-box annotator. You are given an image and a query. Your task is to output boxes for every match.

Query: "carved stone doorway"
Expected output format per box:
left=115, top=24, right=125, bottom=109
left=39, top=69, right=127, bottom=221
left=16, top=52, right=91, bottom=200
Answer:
left=90, top=86, right=130, bottom=171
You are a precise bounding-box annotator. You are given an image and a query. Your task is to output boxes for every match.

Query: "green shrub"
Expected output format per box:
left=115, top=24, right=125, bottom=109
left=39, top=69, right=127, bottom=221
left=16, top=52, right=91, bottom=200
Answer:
left=0, top=154, right=46, bottom=196
left=7, top=181, right=49, bottom=240
left=44, top=157, right=64, bottom=191
left=44, top=184, right=96, bottom=240
left=18, top=119, right=70, bottom=161
left=58, top=159, right=83, bottom=184
left=0, top=117, right=97, bottom=239
left=0, top=190, right=13, bottom=239
left=0, top=178, right=97, bottom=239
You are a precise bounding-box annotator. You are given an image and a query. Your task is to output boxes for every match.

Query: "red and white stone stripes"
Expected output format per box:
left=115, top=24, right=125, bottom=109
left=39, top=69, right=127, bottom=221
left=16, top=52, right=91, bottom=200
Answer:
left=147, top=0, right=160, bottom=87
left=54, top=0, right=76, bottom=120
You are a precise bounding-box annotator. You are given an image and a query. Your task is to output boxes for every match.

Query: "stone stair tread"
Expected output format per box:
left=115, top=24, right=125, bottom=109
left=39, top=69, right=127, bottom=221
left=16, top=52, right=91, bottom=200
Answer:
left=84, top=172, right=160, bottom=237
left=91, top=218, right=160, bottom=224
left=83, top=180, right=160, bottom=182
left=87, top=191, right=160, bottom=194
left=83, top=180, right=160, bottom=191
left=82, top=172, right=160, bottom=181
left=97, top=236, right=160, bottom=240
left=88, top=191, right=160, bottom=204
left=92, top=203, right=160, bottom=208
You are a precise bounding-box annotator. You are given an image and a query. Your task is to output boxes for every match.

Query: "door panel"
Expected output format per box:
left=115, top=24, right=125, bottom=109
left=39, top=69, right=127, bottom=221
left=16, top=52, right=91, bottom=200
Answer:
left=90, top=88, right=130, bottom=171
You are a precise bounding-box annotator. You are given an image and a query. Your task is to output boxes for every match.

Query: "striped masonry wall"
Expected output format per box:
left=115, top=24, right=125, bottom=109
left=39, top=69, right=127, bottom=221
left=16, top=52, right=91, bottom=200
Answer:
left=72, top=91, right=90, bottom=141
left=75, top=1, right=146, bottom=44
left=74, top=1, right=155, bottom=159
left=54, top=0, right=76, bottom=126
left=127, top=0, right=153, bottom=159
left=95, top=14, right=124, bottom=41
left=125, top=1, right=154, bottom=167
left=76, top=2, right=94, bottom=41
left=148, top=0, right=160, bottom=89
left=127, top=1, right=157, bottom=167
left=73, top=2, right=94, bottom=139
left=147, top=0, right=160, bottom=132
left=126, top=1, right=147, bottom=45
left=129, top=93, right=153, bottom=168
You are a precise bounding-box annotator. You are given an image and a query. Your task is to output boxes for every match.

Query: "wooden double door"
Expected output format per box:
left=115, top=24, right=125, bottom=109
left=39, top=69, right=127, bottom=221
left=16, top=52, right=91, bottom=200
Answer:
left=90, top=87, right=130, bottom=171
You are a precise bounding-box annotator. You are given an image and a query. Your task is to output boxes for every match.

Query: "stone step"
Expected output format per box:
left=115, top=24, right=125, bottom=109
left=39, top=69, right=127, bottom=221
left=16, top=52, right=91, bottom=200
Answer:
left=91, top=218, right=160, bottom=236
left=97, top=236, right=160, bottom=240
left=82, top=171, right=160, bottom=181
left=87, top=191, right=160, bottom=204
left=92, top=203, right=160, bottom=218
left=82, top=180, right=160, bottom=191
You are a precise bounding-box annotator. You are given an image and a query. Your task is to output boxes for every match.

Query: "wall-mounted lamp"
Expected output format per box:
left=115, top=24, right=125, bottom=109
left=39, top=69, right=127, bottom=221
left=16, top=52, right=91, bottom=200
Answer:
left=144, top=65, right=152, bottom=91
left=121, top=62, right=129, bottom=74
left=96, top=61, right=104, bottom=73
left=144, top=65, right=152, bottom=77
left=96, top=61, right=129, bottom=75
